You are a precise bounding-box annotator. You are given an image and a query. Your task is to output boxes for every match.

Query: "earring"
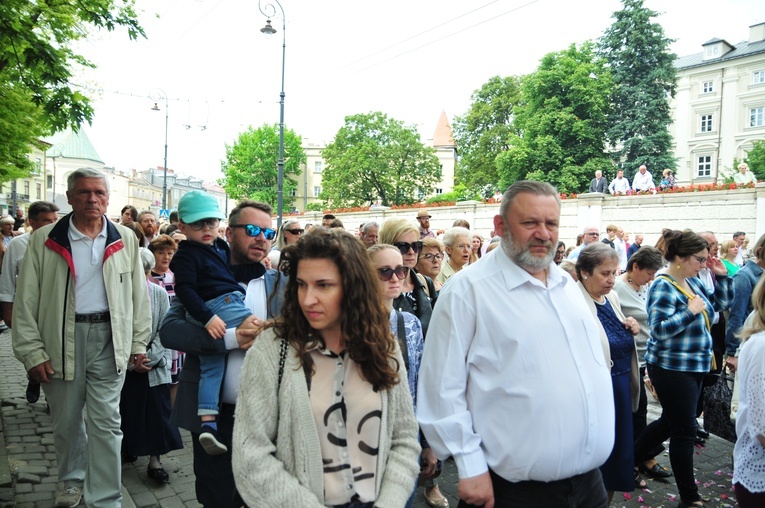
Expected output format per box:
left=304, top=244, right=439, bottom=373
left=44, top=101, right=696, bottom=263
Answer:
left=676, top=264, right=681, bottom=269
left=583, top=276, right=588, bottom=280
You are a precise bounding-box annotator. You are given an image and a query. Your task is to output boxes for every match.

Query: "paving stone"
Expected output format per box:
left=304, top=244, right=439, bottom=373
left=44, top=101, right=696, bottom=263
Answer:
left=15, top=472, right=41, bottom=484
left=130, top=490, right=160, bottom=507
left=15, top=491, right=53, bottom=502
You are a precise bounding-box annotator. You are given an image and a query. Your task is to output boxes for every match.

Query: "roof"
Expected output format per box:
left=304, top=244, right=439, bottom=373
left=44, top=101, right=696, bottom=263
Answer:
left=44, top=127, right=103, bottom=164
left=432, top=111, right=455, bottom=147
left=675, top=39, right=765, bottom=70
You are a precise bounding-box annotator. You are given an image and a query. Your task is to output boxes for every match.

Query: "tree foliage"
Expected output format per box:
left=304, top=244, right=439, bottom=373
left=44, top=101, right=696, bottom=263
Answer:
left=496, top=42, right=614, bottom=194
left=599, top=0, right=677, bottom=179
left=220, top=124, right=306, bottom=210
left=321, top=112, right=442, bottom=208
left=745, top=140, right=765, bottom=181
left=0, top=0, right=145, bottom=180
left=452, top=76, right=521, bottom=193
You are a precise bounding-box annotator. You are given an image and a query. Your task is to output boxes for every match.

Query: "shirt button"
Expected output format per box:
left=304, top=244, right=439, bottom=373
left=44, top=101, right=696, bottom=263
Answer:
left=336, top=391, right=341, bottom=396
left=347, top=484, right=353, bottom=490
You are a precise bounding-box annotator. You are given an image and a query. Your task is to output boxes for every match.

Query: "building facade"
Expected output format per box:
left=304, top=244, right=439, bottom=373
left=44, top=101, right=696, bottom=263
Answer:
left=671, top=22, right=765, bottom=184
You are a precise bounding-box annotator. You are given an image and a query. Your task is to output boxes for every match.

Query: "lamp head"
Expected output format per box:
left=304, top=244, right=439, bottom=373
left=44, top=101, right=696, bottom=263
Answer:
left=261, top=19, right=277, bottom=35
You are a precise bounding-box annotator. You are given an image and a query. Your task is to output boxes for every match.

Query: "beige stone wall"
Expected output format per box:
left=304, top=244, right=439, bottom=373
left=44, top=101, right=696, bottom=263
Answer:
left=282, top=184, right=765, bottom=248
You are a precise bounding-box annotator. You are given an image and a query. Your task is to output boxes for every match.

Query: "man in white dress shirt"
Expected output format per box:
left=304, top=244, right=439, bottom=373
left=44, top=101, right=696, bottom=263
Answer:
left=417, top=180, right=615, bottom=508
left=631, top=165, right=656, bottom=193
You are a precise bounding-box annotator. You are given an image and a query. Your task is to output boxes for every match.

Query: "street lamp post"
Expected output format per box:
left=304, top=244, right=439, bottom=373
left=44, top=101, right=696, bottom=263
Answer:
left=259, top=0, right=286, bottom=229
left=151, top=89, right=169, bottom=211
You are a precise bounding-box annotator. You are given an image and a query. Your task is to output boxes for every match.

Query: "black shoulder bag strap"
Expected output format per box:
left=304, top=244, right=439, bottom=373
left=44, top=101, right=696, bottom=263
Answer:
left=395, top=310, right=409, bottom=371
left=277, top=338, right=288, bottom=389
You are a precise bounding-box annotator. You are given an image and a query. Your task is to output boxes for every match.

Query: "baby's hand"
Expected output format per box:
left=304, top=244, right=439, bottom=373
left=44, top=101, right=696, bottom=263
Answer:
left=206, top=316, right=227, bottom=339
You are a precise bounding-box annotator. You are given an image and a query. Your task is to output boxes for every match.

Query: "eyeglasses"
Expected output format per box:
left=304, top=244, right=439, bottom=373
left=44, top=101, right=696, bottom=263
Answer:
left=586, top=232, right=600, bottom=237
left=691, top=255, right=708, bottom=264
left=187, top=218, right=220, bottom=231
left=377, top=265, right=409, bottom=281
left=285, top=228, right=304, bottom=235
left=393, top=241, right=423, bottom=255
left=230, top=224, right=277, bottom=240
left=420, top=253, right=444, bottom=262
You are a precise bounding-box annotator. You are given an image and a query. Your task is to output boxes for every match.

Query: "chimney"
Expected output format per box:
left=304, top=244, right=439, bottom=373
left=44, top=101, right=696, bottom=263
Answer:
left=750, top=22, right=765, bottom=43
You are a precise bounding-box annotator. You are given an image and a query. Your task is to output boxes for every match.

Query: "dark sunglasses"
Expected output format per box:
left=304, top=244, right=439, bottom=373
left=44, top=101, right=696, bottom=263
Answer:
left=187, top=218, right=220, bottom=231
left=284, top=228, right=304, bottom=235
left=393, top=241, right=423, bottom=255
left=230, top=224, right=277, bottom=240
left=377, top=265, right=409, bottom=282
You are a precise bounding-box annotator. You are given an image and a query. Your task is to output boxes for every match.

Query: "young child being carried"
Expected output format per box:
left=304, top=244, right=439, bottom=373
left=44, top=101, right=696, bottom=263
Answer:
left=170, top=191, right=261, bottom=455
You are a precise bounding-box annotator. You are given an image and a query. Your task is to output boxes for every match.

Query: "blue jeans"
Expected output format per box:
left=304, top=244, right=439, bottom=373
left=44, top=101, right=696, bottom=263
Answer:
left=193, top=291, right=252, bottom=416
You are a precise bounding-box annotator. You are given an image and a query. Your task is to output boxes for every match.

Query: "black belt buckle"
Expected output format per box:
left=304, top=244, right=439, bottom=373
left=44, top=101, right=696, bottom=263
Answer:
left=75, top=312, right=110, bottom=323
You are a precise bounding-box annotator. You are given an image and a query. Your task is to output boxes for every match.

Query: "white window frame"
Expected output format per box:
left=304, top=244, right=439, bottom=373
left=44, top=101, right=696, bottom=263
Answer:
left=313, top=161, right=323, bottom=173
left=702, top=81, right=714, bottom=94
left=435, top=188, right=443, bottom=195
left=750, top=106, right=765, bottom=127
left=697, top=155, right=712, bottom=178
left=313, top=186, right=321, bottom=197
left=754, top=70, right=765, bottom=84
left=700, top=114, right=713, bottom=133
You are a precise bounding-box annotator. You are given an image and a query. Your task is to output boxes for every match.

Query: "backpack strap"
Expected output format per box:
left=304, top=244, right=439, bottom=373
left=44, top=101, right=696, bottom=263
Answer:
left=395, top=311, right=409, bottom=371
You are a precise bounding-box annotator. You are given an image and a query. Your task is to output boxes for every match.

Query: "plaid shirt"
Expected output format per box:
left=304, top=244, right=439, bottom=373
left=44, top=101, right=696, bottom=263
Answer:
left=645, top=274, right=732, bottom=373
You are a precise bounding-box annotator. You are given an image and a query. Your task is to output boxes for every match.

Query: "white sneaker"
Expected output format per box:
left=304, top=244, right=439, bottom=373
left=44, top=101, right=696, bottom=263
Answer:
left=55, top=485, right=83, bottom=507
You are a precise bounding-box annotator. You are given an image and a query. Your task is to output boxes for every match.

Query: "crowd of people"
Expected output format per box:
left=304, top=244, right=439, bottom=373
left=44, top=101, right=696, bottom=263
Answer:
left=3, top=169, right=765, bottom=508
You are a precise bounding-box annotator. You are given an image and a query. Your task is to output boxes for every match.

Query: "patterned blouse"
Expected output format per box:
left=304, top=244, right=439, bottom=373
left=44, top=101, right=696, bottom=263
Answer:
left=309, top=345, right=382, bottom=506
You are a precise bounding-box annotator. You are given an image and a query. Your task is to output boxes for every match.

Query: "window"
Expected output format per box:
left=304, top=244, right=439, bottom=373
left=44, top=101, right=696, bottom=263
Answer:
left=435, top=188, right=443, bottom=195
left=313, top=186, right=321, bottom=197
left=36, top=183, right=41, bottom=199
left=700, top=114, right=713, bottom=133
left=313, top=161, right=323, bottom=173
left=47, top=175, right=53, bottom=189
left=750, top=106, right=765, bottom=127
left=754, top=70, right=765, bottom=84
left=289, top=188, right=296, bottom=197
left=697, top=155, right=712, bottom=177
left=24, top=181, right=29, bottom=196
left=33, top=158, right=42, bottom=175
left=702, top=81, right=713, bottom=94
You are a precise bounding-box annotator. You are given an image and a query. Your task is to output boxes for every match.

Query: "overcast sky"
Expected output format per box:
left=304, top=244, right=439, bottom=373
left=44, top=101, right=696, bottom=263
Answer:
left=73, top=0, right=763, bottom=182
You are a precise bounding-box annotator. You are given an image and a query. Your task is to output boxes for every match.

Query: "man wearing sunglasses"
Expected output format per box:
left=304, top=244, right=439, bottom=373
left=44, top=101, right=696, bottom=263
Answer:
left=161, top=199, right=286, bottom=507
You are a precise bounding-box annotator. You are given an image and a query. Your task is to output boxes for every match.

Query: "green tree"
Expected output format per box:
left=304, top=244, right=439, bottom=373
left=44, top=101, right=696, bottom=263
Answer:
left=452, top=76, right=521, bottom=193
left=745, top=140, right=765, bottom=181
left=599, top=0, right=677, bottom=179
left=321, top=112, right=441, bottom=207
left=496, top=42, right=614, bottom=194
left=220, top=124, right=306, bottom=209
left=0, top=0, right=145, bottom=180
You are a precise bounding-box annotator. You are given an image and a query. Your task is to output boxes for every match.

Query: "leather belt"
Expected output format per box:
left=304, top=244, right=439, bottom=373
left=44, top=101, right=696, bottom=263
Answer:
left=75, top=312, right=111, bottom=323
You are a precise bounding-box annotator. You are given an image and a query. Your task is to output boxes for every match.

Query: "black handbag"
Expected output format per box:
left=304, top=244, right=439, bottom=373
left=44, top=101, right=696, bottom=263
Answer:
left=703, top=371, right=737, bottom=443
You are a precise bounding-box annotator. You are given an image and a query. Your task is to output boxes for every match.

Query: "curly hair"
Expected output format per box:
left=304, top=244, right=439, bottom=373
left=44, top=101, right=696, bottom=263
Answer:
left=148, top=234, right=178, bottom=254
left=274, top=227, right=400, bottom=391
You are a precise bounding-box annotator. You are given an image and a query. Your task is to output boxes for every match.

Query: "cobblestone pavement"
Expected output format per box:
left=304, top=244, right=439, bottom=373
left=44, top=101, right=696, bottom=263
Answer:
left=1, top=330, right=740, bottom=507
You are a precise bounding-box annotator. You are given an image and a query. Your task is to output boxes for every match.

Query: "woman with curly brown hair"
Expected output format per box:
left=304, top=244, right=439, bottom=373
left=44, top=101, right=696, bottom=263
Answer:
left=232, top=227, right=420, bottom=508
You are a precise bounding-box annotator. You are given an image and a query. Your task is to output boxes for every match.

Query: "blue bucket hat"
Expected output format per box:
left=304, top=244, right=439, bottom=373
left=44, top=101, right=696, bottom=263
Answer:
left=177, top=190, right=226, bottom=224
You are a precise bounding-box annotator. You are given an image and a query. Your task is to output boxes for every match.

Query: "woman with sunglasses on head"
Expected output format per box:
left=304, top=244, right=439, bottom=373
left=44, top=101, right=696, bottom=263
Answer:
left=634, top=229, right=733, bottom=508
left=171, top=191, right=263, bottom=456
left=379, top=219, right=446, bottom=506
left=436, top=226, right=472, bottom=287
left=232, top=227, right=420, bottom=507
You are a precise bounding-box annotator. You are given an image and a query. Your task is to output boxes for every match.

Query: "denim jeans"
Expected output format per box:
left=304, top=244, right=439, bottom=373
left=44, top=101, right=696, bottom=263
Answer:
left=192, top=291, right=252, bottom=415
left=634, top=364, right=705, bottom=505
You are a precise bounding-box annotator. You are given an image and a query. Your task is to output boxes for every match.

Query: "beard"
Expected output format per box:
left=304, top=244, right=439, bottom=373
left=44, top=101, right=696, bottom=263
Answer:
left=501, top=229, right=555, bottom=272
